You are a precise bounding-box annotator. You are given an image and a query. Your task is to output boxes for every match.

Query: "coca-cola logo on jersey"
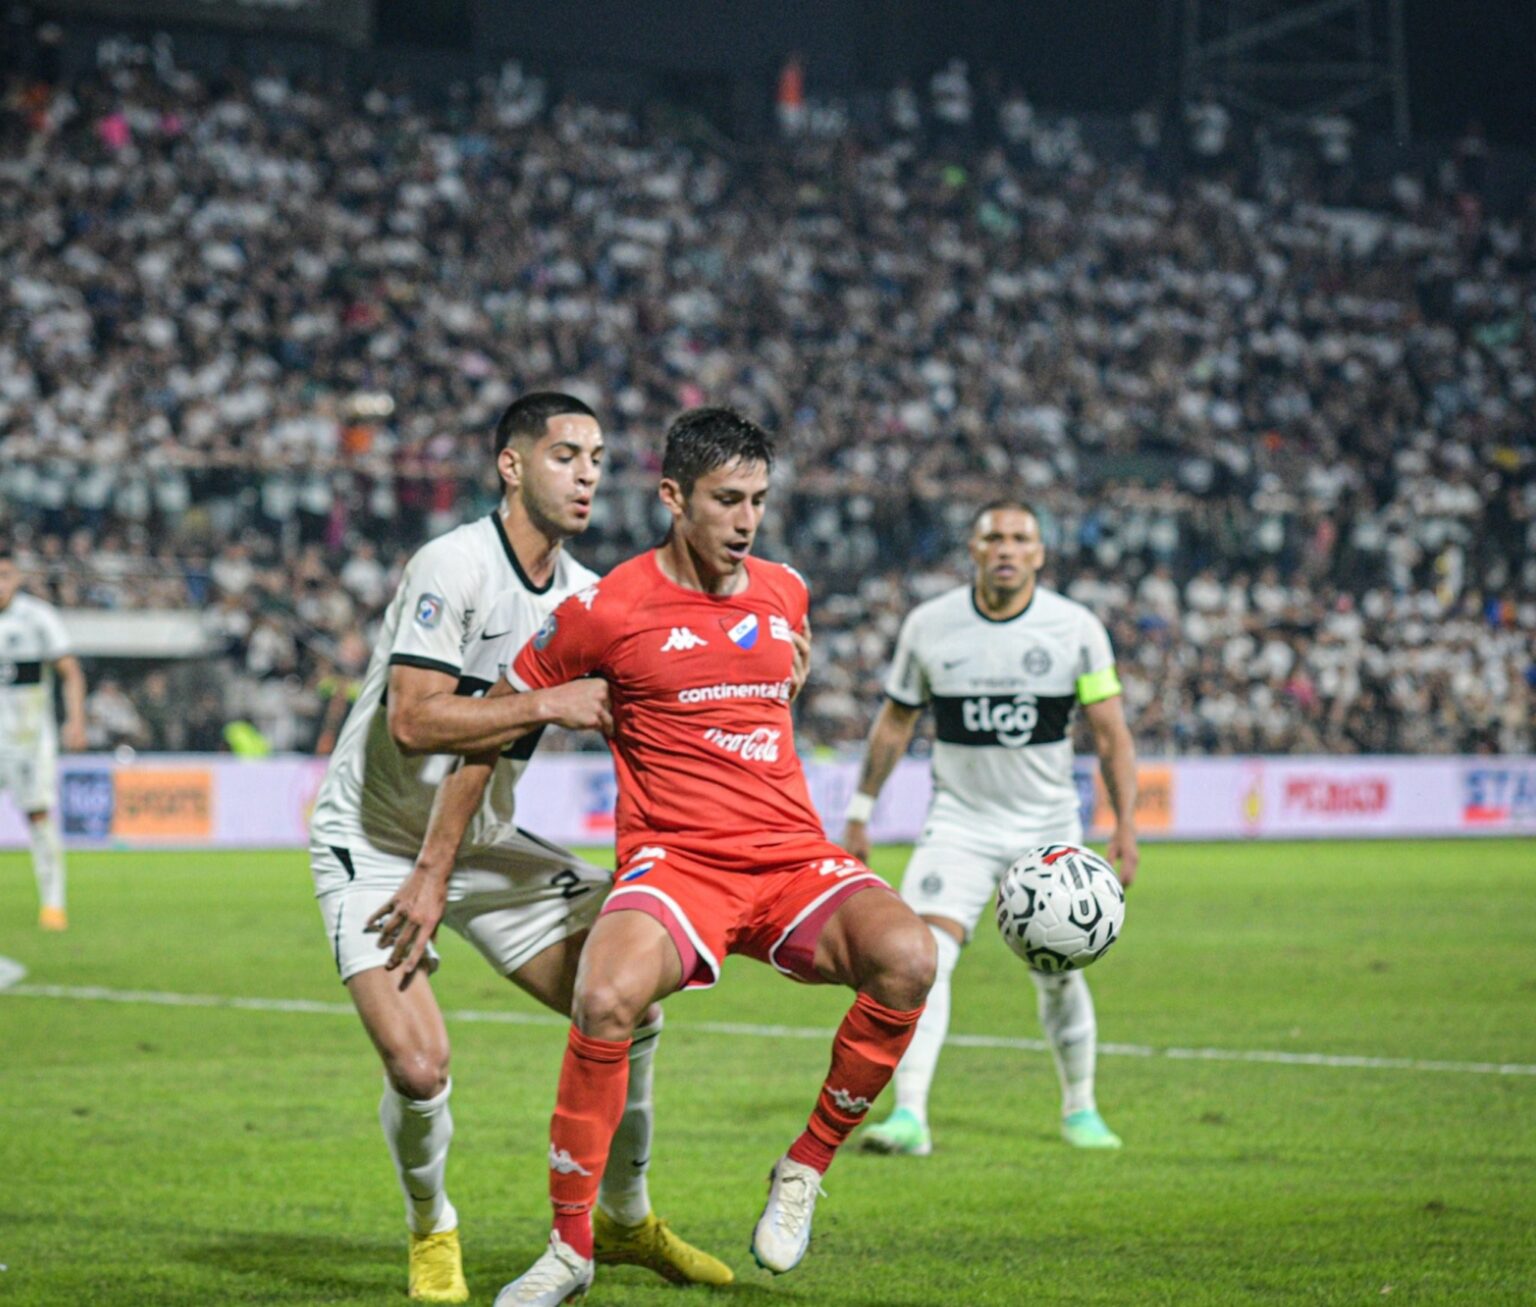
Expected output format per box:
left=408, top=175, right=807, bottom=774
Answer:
left=703, top=727, right=782, bottom=762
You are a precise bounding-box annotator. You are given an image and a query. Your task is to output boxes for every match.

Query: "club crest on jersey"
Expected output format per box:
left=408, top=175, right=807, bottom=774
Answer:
left=1023, top=647, right=1053, bottom=676
left=722, top=613, right=759, bottom=650
left=414, top=593, right=444, bottom=629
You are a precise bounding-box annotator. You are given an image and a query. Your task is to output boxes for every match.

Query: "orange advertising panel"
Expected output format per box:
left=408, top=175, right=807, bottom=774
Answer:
left=111, top=769, right=214, bottom=840
left=1088, top=764, right=1173, bottom=836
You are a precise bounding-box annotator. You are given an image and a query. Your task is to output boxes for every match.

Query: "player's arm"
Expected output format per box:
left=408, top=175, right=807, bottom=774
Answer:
left=842, top=697, right=924, bottom=862
left=789, top=616, right=812, bottom=701
left=367, top=745, right=499, bottom=985
left=386, top=664, right=609, bottom=755
left=54, top=654, right=87, bottom=751
left=1083, top=692, right=1139, bottom=888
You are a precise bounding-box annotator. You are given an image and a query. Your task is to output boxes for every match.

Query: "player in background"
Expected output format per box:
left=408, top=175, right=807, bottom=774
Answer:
left=0, top=547, right=87, bottom=931
left=472, top=408, right=935, bottom=1306
left=846, top=502, right=1139, bottom=1156
left=308, top=394, right=729, bottom=1302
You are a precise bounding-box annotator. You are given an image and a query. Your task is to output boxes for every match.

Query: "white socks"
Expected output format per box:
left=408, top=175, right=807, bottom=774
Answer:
left=380, top=1077, right=458, bottom=1235
left=28, top=814, right=65, bottom=912
left=892, top=925, right=962, bottom=1123
left=598, top=1013, right=661, bottom=1227
left=1032, top=969, right=1098, bottom=1116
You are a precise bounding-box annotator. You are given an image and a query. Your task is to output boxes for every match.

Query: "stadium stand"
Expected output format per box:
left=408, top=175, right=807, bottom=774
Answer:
left=1, top=47, right=1532, bottom=757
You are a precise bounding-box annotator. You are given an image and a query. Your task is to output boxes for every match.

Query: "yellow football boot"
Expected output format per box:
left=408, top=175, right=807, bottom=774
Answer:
left=408, top=1228, right=469, bottom=1303
left=593, top=1209, right=733, bottom=1286
left=39, top=907, right=68, bottom=931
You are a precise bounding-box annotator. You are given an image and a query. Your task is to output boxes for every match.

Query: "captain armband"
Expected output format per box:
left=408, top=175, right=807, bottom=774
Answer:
left=1075, top=665, right=1123, bottom=705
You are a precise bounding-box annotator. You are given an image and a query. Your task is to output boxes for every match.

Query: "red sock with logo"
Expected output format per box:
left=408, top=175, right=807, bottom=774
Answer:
left=787, top=991, right=924, bottom=1174
left=548, top=1027, right=630, bottom=1259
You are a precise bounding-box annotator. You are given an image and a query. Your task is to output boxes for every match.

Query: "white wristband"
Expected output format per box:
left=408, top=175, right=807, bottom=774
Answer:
left=845, top=791, right=876, bottom=824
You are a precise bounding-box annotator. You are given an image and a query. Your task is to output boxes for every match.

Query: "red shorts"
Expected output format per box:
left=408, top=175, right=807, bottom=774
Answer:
left=600, top=837, right=891, bottom=990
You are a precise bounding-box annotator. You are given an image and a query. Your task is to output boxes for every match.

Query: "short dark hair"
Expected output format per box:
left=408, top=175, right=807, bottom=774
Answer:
left=493, top=392, right=598, bottom=457
left=661, top=407, right=775, bottom=495
left=971, top=499, right=1039, bottom=533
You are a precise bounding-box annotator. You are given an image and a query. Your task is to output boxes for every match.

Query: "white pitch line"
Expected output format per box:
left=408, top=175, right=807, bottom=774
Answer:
left=3, top=980, right=1535, bottom=1078
left=0, top=955, right=26, bottom=991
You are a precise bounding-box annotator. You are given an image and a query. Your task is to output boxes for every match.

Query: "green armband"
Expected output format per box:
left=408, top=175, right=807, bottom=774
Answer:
left=1075, top=665, right=1122, bottom=705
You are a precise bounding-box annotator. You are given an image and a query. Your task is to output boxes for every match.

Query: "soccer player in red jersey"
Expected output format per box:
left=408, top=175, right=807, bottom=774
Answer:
left=484, top=408, right=937, bottom=1304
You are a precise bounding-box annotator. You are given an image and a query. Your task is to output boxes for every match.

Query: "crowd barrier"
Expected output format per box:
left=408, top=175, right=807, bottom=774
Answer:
left=1, top=753, right=1532, bottom=851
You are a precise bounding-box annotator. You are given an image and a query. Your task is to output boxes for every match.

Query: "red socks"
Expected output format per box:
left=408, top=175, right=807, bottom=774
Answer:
left=788, top=992, right=925, bottom=1174
left=548, top=1027, right=630, bottom=1259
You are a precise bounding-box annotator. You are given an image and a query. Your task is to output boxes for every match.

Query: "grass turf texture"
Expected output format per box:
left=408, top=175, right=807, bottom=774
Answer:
left=1, top=840, right=1533, bottom=1305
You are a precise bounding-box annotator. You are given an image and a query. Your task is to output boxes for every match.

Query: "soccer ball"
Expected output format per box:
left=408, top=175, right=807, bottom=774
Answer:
left=995, top=844, right=1125, bottom=973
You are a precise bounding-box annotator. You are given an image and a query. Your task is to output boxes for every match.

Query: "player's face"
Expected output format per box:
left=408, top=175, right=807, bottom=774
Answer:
left=505, top=415, right=605, bottom=539
left=970, top=508, right=1045, bottom=596
left=0, top=561, right=18, bottom=610
left=663, top=458, right=770, bottom=581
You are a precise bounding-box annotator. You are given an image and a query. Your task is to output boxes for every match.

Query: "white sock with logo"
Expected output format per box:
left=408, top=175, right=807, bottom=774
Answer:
left=1032, top=970, right=1097, bottom=1116
left=891, top=926, right=961, bottom=1124
left=379, top=1077, right=458, bottom=1235
left=28, top=814, right=66, bottom=912
left=598, top=1013, right=660, bottom=1227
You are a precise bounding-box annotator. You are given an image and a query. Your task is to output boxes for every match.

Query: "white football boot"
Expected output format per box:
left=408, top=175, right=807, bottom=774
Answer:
left=493, top=1233, right=594, bottom=1306
left=750, top=1156, right=825, bottom=1274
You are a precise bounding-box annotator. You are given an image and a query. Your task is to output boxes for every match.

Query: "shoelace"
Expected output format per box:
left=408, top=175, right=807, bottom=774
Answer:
left=772, top=1168, right=827, bottom=1236
left=515, top=1239, right=586, bottom=1297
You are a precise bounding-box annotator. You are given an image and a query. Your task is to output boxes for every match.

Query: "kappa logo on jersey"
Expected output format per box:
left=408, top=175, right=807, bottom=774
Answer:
left=548, top=1143, right=592, bottom=1176
left=414, top=593, right=444, bottom=629
left=830, top=1087, right=873, bottom=1115
left=722, top=613, right=759, bottom=649
left=533, top=613, right=558, bottom=650
left=662, top=627, right=708, bottom=652
left=703, top=726, right=781, bottom=762
left=575, top=585, right=600, bottom=610
left=770, top=614, right=794, bottom=643
left=632, top=845, right=668, bottom=861
left=814, top=857, right=863, bottom=878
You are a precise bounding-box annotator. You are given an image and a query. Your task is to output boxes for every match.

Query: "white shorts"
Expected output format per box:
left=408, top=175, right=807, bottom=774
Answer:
left=901, top=819, right=1084, bottom=940
left=311, top=828, right=609, bottom=984
left=0, top=747, right=56, bottom=814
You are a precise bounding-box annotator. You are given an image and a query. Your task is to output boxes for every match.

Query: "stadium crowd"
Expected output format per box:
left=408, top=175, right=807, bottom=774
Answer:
left=1, top=44, right=1532, bottom=758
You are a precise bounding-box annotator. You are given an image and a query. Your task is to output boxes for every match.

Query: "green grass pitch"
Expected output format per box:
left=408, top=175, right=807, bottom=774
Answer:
left=2, top=839, right=1533, bottom=1305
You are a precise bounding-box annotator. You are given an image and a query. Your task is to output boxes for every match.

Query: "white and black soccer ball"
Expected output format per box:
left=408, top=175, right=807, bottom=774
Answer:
left=995, top=844, right=1125, bottom=973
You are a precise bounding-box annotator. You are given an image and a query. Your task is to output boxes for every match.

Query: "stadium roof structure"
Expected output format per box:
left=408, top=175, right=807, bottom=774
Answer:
left=1179, top=0, right=1410, bottom=140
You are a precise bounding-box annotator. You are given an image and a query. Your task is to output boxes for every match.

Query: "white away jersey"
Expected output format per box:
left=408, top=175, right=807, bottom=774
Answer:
left=0, top=593, right=70, bottom=755
left=884, top=585, right=1121, bottom=843
left=310, top=514, right=598, bottom=858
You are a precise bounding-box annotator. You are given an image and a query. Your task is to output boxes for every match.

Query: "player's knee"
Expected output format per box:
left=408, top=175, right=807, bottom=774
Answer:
left=572, top=977, right=649, bottom=1040
left=385, top=1048, right=450, bottom=1101
left=868, top=919, right=937, bottom=1009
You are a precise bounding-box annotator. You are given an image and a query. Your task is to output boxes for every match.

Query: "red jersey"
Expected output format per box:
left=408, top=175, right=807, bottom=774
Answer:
left=510, top=550, right=822, bottom=867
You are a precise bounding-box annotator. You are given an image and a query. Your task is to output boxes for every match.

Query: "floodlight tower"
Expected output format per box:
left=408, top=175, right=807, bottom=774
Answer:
left=1179, top=0, right=1410, bottom=140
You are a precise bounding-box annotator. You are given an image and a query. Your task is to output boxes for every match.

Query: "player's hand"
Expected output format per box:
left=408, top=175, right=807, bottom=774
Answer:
left=842, top=818, right=871, bottom=864
left=789, top=618, right=812, bottom=700
left=540, top=678, right=613, bottom=736
left=1107, top=826, right=1139, bottom=888
left=365, top=866, right=450, bottom=986
left=61, top=720, right=88, bottom=752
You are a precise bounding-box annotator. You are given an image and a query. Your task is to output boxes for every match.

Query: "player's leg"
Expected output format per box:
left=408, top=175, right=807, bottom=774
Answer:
left=496, top=853, right=734, bottom=1305
left=313, top=845, right=467, bottom=1303
left=18, top=748, right=66, bottom=929
left=861, top=842, right=999, bottom=1154
left=751, top=875, right=935, bottom=1274
left=26, top=807, right=67, bottom=930
left=1033, top=968, right=1120, bottom=1148
left=493, top=907, right=731, bottom=1287
left=495, top=907, right=685, bottom=1306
